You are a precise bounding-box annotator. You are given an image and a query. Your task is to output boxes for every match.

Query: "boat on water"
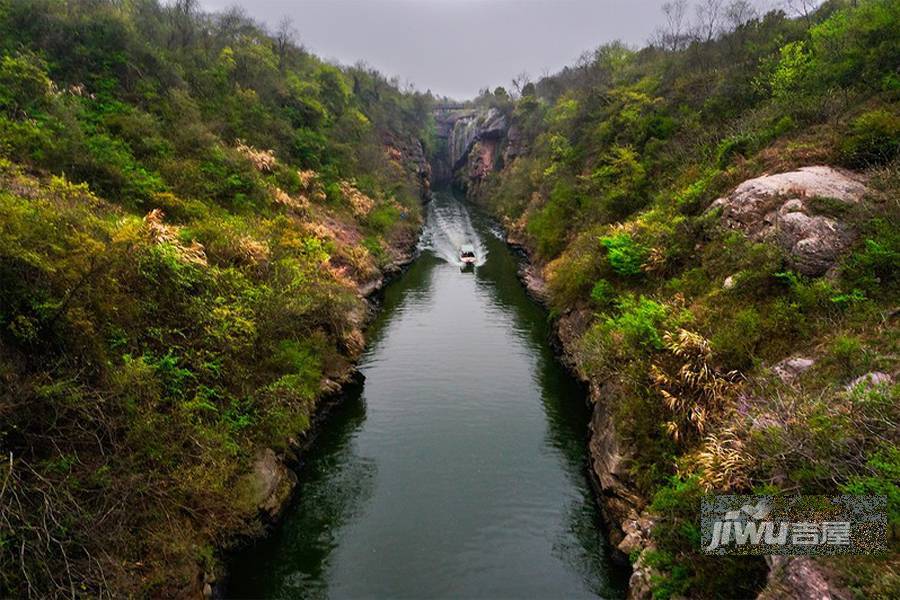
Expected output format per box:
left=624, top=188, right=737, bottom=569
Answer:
left=459, top=244, right=476, bottom=268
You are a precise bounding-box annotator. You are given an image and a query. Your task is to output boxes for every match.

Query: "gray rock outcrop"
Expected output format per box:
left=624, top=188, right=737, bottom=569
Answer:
left=759, top=556, right=850, bottom=600
left=248, top=448, right=297, bottom=521
left=846, top=371, right=893, bottom=390
left=711, top=166, right=868, bottom=276
left=588, top=380, right=646, bottom=547
left=772, top=356, right=816, bottom=383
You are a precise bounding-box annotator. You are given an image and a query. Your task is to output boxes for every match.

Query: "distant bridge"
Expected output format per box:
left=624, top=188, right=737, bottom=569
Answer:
left=433, top=104, right=469, bottom=112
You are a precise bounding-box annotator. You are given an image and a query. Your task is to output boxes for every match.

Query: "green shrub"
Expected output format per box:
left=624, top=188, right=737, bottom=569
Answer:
left=706, top=234, right=783, bottom=298
left=648, top=476, right=768, bottom=599
left=830, top=288, right=867, bottom=308
left=768, top=41, right=813, bottom=101
left=527, top=179, right=577, bottom=258
left=673, top=170, right=720, bottom=215
left=775, top=270, right=837, bottom=314
left=84, top=133, right=166, bottom=206
left=0, top=52, right=51, bottom=117
left=807, top=0, right=900, bottom=92
left=828, top=334, right=866, bottom=378
left=292, top=127, right=328, bottom=167
left=841, top=109, right=900, bottom=167
left=139, top=243, right=203, bottom=292
left=715, top=133, right=754, bottom=168
left=367, top=203, right=400, bottom=233
left=606, top=294, right=667, bottom=350
left=842, top=444, right=900, bottom=534
left=585, top=145, right=648, bottom=219
left=590, top=278, right=615, bottom=306
left=769, top=115, right=796, bottom=137
left=841, top=219, right=900, bottom=296
left=600, top=233, right=647, bottom=277
left=362, top=236, right=387, bottom=264
left=546, top=239, right=601, bottom=309
left=145, top=351, right=194, bottom=401
left=711, top=307, right=762, bottom=369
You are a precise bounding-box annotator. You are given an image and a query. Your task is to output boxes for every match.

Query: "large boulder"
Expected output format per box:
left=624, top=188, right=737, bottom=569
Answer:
left=846, top=371, right=893, bottom=391
left=712, top=166, right=868, bottom=276
left=247, top=448, right=297, bottom=521
left=759, top=556, right=850, bottom=600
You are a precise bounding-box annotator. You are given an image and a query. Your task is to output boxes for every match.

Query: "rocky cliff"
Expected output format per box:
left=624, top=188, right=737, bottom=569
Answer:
left=431, top=106, right=510, bottom=188
left=448, top=108, right=507, bottom=169
left=383, top=131, right=433, bottom=200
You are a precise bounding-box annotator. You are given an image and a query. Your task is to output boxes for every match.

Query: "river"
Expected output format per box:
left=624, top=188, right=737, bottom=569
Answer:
left=228, top=188, right=627, bottom=599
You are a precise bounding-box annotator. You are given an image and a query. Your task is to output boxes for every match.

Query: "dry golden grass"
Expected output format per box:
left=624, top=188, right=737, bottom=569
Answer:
left=235, top=140, right=276, bottom=173
left=652, top=328, right=741, bottom=442
left=339, top=181, right=375, bottom=217
left=271, top=186, right=310, bottom=214
left=681, top=426, right=753, bottom=491
left=143, top=209, right=208, bottom=266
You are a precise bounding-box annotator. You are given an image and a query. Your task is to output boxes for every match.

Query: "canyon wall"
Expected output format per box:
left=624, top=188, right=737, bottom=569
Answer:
left=431, top=106, right=513, bottom=189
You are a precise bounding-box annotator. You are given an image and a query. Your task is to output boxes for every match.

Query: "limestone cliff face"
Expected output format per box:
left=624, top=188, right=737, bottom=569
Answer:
left=432, top=107, right=472, bottom=183
left=553, top=308, right=645, bottom=554
left=457, top=138, right=501, bottom=198
left=448, top=108, right=507, bottom=170
left=431, top=106, right=509, bottom=187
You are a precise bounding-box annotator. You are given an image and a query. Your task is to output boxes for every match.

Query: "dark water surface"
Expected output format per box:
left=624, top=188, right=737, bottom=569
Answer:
left=228, top=189, right=627, bottom=599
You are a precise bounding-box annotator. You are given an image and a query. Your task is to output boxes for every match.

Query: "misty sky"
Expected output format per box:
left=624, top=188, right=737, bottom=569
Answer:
left=198, top=0, right=670, bottom=100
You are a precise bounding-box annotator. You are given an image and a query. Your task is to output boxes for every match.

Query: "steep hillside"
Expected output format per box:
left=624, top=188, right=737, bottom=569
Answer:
left=0, top=1, right=433, bottom=597
left=456, top=1, right=899, bottom=597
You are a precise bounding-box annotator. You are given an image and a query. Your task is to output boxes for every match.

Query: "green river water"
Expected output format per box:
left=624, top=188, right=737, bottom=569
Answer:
left=228, top=188, right=627, bottom=599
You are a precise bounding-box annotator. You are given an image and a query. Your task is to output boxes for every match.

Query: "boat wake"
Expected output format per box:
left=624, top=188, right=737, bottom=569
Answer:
left=419, top=198, right=487, bottom=267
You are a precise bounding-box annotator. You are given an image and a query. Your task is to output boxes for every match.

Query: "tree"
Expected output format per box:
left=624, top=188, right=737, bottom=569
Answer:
left=317, top=65, right=350, bottom=118
left=511, top=71, right=532, bottom=99
left=654, top=0, right=691, bottom=51
left=169, top=0, right=198, bottom=49
left=694, top=0, right=725, bottom=43
left=724, top=0, right=759, bottom=29
left=274, top=16, right=297, bottom=72
left=216, top=5, right=252, bottom=42
left=721, top=0, right=759, bottom=54
left=785, top=0, right=820, bottom=27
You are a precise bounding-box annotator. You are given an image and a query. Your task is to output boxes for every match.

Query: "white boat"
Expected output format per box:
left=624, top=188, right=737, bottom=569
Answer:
left=459, top=244, right=476, bottom=266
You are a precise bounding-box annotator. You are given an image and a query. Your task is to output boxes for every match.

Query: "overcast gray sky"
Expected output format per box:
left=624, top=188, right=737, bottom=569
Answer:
left=198, top=0, right=669, bottom=100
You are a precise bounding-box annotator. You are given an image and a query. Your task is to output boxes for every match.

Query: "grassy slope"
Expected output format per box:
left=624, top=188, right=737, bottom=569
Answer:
left=479, top=1, right=899, bottom=597
left=0, top=0, right=433, bottom=596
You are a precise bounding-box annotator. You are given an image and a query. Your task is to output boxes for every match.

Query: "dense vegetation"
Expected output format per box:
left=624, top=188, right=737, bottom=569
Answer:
left=0, top=0, right=433, bottom=596
left=1, top=0, right=897, bottom=597
left=477, top=0, right=898, bottom=597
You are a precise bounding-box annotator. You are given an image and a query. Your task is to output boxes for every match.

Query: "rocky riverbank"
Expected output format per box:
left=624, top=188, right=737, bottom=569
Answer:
left=496, top=163, right=884, bottom=600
